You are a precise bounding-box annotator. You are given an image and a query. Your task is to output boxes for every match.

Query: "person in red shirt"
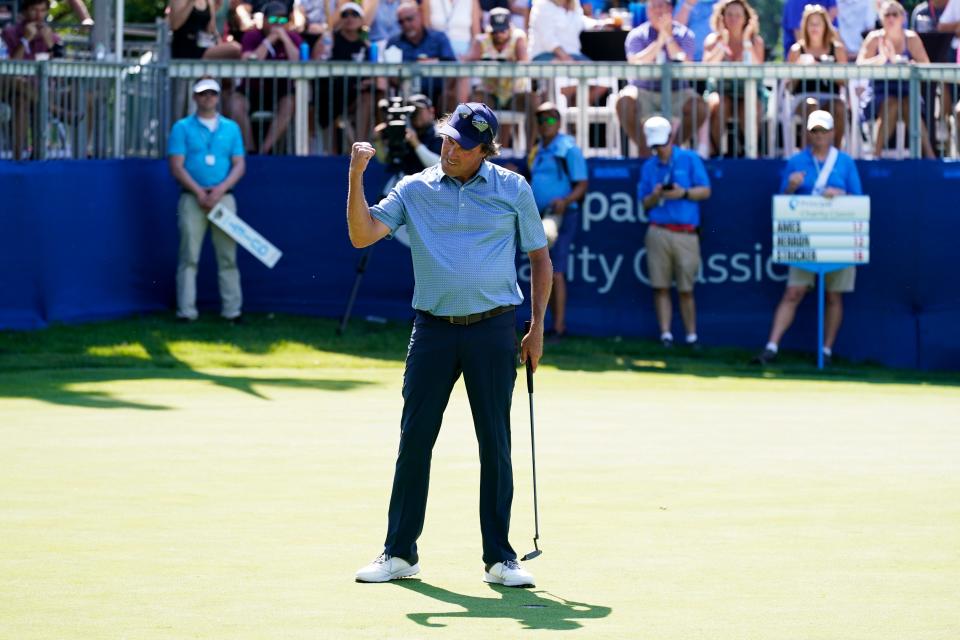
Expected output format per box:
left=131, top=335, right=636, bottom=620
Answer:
left=1, top=0, right=62, bottom=60
left=1, top=0, right=63, bottom=160
left=225, top=1, right=302, bottom=153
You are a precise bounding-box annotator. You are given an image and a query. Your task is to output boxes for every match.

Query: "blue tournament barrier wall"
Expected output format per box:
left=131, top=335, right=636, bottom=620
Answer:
left=1, top=157, right=958, bottom=370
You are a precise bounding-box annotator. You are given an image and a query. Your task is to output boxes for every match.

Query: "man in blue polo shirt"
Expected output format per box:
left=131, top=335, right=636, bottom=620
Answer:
left=347, top=103, right=552, bottom=588
left=168, top=78, right=246, bottom=323
left=754, top=110, right=863, bottom=366
left=529, top=102, right=588, bottom=340
left=387, top=2, right=456, bottom=105
left=638, top=116, right=712, bottom=348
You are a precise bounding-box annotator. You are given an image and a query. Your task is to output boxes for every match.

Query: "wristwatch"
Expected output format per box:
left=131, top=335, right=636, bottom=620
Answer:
left=682, top=188, right=689, bottom=200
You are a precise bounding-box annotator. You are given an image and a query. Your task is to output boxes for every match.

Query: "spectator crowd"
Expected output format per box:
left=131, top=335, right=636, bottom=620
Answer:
left=3, top=0, right=960, bottom=159
left=0, top=0, right=938, bottom=362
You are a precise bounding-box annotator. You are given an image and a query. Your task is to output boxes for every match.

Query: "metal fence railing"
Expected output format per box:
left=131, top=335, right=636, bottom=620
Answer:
left=3, top=60, right=959, bottom=161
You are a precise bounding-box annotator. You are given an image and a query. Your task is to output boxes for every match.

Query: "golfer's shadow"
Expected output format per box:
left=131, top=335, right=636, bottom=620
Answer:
left=392, top=579, right=612, bottom=630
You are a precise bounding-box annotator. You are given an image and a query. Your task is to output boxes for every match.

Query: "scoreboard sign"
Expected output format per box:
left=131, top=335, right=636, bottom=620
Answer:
left=771, top=195, right=870, bottom=264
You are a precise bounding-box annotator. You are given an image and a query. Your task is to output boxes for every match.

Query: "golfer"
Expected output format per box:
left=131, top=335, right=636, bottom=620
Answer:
left=347, top=103, right=552, bottom=587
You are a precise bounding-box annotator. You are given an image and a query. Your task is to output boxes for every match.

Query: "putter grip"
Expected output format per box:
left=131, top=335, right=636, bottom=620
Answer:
left=524, top=321, right=533, bottom=393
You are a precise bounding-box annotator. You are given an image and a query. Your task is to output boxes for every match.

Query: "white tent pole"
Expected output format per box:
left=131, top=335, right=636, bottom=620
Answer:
left=114, top=0, right=123, bottom=58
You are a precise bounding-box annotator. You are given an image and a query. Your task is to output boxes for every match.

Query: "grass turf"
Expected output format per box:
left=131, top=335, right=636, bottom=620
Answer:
left=1, top=314, right=958, bottom=638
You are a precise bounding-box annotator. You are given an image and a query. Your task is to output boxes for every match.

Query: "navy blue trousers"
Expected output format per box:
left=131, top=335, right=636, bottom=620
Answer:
left=384, top=309, right=518, bottom=565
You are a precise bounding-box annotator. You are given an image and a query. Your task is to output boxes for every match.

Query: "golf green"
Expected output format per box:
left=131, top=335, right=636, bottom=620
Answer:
left=1, top=318, right=958, bottom=638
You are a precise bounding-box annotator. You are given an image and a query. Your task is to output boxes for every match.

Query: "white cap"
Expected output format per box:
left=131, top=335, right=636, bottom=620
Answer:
left=339, top=1, right=365, bottom=17
left=806, top=110, right=834, bottom=131
left=643, top=116, right=672, bottom=147
left=193, top=78, right=221, bottom=94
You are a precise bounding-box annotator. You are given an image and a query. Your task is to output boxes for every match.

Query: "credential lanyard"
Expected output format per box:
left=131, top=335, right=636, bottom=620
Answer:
left=812, top=146, right=838, bottom=196
left=198, top=115, right=220, bottom=166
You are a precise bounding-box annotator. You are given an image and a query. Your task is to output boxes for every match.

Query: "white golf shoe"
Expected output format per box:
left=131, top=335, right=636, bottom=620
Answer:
left=483, top=559, right=535, bottom=588
left=355, top=553, right=420, bottom=583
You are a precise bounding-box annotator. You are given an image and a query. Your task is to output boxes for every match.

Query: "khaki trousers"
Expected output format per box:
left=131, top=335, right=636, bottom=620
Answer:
left=645, top=225, right=701, bottom=292
left=176, top=193, right=242, bottom=320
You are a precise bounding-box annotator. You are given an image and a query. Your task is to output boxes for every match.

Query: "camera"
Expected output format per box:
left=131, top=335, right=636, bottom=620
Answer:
left=380, top=96, right=416, bottom=169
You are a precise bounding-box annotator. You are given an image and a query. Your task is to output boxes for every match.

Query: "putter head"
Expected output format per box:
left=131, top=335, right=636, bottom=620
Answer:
left=521, top=549, right=542, bottom=561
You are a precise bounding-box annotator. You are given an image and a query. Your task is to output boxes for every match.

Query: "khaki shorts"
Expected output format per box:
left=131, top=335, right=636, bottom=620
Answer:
left=619, top=85, right=700, bottom=122
left=787, top=265, right=856, bottom=293
left=645, top=225, right=700, bottom=292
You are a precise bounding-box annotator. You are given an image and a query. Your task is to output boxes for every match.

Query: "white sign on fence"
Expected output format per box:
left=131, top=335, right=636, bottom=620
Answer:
left=771, top=195, right=870, bottom=265
left=207, top=202, right=283, bottom=269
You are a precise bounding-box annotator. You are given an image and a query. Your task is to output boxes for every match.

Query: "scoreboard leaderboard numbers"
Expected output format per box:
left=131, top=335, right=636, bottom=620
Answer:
left=773, top=249, right=870, bottom=263
left=774, top=220, right=869, bottom=234
left=771, top=195, right=871, bottom=265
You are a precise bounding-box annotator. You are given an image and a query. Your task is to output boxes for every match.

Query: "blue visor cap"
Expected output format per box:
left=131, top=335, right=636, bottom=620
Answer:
left=437, top=103, right=499, bottom=150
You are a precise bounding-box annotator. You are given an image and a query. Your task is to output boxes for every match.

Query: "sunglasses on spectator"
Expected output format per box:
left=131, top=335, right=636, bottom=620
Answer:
left=341, top=10, right=360, bottom=17
left=397, top=14, right=417, bottom=23
left=267, top=15, right=289, bottom=24
left=196, top=90, right=218, bottom=97
left=882, top=11, right=900, bottom=17
left=537, top=115, right=559, bottom=125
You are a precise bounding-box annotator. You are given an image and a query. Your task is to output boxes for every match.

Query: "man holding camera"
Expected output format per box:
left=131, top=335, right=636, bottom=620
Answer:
left=374, top=94, right=444, bottom=176
left=347, top=103, right=552, bottom=588
left=638, top=116, right=712, bottom=349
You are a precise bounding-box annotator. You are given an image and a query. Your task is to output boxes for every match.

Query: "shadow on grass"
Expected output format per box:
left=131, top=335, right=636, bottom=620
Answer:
left=392, top=579, right=612, bottom=631
left=2, top=313, right=958, bottom=394
left=545, top=338, right=960, bottom=387
left=0, top=368, right=373, bottom=410
left=0, top=315, right=377, bottom=409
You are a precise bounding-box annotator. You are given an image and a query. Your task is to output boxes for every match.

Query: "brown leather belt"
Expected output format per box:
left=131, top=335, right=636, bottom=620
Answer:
left=427, top=305, right=514, bottom=326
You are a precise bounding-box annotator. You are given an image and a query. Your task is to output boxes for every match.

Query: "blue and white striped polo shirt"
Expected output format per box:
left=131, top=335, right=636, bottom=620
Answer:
left=370, top=161, right=548, bottom=316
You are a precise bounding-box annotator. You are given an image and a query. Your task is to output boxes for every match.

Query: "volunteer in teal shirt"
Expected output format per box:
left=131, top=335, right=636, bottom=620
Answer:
left=167, top=78, right=246, bottom=323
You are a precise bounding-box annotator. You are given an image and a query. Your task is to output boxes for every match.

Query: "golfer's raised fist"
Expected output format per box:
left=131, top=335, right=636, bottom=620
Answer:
left=350, top=142, right=376, bottom=173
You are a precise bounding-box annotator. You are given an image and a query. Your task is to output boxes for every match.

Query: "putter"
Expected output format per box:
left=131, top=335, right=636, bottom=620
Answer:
left=521, top=321, right=542, bottom=562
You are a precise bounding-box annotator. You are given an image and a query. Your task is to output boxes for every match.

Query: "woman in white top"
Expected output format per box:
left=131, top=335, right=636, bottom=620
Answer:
left=528, top=0, right=611, bottom=106
left=422, top=0, right=482, bottom=58
left=528, top=0, right=592, bottom=61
